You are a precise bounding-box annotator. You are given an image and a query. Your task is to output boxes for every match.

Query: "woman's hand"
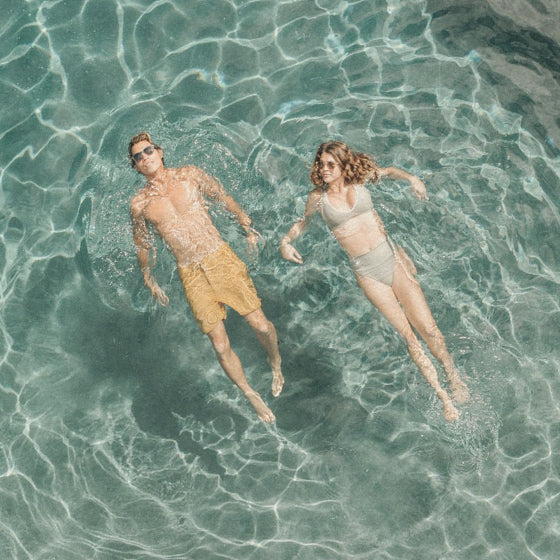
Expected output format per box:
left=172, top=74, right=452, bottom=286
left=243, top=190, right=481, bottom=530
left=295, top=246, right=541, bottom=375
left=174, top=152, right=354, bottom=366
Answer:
left=280, top=242, right=303, bottom=264
left=410, top=176, right=428, bottom=200
left=377, top=167, right=428, bottom=200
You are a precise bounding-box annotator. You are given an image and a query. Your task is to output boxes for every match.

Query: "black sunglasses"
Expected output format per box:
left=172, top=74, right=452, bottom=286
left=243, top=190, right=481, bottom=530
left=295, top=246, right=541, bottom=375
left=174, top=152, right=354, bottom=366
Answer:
left=131, top=145, right=155, bottom=162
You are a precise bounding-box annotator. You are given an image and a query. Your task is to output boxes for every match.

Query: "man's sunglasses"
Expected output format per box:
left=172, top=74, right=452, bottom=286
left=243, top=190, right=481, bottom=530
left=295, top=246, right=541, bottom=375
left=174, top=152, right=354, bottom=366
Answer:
left=131, top=145, right=155, bottom=162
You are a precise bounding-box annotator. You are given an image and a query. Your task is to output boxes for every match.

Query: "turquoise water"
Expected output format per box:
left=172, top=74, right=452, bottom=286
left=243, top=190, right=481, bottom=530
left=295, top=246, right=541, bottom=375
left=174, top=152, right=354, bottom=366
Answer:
left=2, top=0, right=560, bottom=558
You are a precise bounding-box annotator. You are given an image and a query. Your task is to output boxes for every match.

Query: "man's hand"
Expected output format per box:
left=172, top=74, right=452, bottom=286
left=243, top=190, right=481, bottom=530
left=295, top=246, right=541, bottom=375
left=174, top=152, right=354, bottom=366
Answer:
left=144, top=275, right=169, bottom=306
left=151, top=284, right=169, bottom=306
left=246, top=227, right=263, bottom=256
left=410, top=176, right=428, bottom=200
left=280, top=242, right=303, bottom=264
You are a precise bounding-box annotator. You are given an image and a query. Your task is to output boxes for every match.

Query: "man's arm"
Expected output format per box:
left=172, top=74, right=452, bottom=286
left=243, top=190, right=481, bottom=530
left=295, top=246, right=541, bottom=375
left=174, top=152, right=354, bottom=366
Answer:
left=130, top=198, right=169, bottom=306
left=194, top=167, right=259, bottom=244
left=377, top=166, right=428, bottom=200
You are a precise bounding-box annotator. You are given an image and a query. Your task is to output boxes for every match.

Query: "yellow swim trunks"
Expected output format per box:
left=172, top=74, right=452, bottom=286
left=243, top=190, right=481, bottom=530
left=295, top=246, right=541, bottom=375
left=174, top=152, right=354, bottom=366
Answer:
left=178, top=243, right=261, bottom=334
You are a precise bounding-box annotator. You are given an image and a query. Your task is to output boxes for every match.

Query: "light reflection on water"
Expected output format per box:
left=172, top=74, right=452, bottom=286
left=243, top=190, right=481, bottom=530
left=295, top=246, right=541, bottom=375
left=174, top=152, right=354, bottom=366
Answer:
left=0, top=0, right=559, bottom=558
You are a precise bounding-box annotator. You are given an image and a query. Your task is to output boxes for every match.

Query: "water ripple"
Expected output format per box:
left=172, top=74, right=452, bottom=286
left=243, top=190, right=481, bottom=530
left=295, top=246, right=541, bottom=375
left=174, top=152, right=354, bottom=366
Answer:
left=1, top=0, right=560, bottom=558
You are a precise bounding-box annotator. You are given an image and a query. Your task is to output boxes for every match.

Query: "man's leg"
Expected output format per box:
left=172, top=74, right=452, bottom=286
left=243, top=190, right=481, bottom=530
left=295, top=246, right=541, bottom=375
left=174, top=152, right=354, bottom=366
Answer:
left=207, top=320, right=276, bottom=423
left=244, top=309, right=284, bottom=397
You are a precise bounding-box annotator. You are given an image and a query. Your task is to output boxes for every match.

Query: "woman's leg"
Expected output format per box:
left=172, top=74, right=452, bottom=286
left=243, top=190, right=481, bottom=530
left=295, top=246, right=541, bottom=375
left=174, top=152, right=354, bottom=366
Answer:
left=391, top=248, right=469, bottom=402
left=356, top=274, right=459, bottom=421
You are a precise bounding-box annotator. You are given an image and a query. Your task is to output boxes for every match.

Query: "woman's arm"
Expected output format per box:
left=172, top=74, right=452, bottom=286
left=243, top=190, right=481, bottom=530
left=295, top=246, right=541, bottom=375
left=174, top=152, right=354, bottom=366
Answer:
left=279, top=190, right=321, bottom=264
left=377, top=166, right=428, bottom=200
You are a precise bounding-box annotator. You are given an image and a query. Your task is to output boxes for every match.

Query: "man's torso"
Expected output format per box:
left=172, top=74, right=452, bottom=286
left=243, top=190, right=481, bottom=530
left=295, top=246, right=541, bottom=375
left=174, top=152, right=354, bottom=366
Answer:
left=134, top=167, right=223, bottom=265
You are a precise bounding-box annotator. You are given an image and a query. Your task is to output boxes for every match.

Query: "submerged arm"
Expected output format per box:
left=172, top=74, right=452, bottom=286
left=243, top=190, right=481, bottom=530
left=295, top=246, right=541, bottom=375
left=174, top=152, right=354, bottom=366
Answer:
left=378, top=166, right=428, bottom=200
left=197, top=167, right=261, bottom=250
left=131, top=200, right=169, bottom=306
left=279, top=190, right=321, bottom=264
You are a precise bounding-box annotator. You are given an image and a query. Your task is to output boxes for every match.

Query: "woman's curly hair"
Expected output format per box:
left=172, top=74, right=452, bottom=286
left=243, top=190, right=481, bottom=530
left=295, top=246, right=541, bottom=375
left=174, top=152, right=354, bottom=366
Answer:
left=310, top=141, right=379, bottom=189
left=128, top=131, right=165, bottom=169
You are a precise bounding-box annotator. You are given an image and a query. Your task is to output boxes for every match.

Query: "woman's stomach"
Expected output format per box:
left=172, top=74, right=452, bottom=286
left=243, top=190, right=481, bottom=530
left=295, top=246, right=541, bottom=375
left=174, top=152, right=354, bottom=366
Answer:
left=332, top=217, right=387, bottom=257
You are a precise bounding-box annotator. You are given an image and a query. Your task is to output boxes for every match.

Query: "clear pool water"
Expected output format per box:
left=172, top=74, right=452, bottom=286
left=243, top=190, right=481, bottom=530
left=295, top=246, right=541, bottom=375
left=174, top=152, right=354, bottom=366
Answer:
left=1, top=0, right=559, bottom=558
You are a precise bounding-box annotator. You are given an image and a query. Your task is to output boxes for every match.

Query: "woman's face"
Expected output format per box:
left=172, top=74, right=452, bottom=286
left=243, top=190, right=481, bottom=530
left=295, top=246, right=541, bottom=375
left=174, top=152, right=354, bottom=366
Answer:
left=318, top=152, right=343, bottom=186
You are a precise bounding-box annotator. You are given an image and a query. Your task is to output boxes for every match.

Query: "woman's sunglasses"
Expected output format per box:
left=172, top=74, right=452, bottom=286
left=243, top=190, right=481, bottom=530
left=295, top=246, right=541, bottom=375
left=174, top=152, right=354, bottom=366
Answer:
left=318, top=161, right=339, bottom=170
left=131, top=145, right=155, bottom=162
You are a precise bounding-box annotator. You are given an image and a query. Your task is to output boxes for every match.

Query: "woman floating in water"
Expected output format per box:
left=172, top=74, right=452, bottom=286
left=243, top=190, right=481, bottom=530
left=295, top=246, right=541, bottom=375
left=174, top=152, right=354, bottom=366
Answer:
left=280, top=141, right=469, bottom=421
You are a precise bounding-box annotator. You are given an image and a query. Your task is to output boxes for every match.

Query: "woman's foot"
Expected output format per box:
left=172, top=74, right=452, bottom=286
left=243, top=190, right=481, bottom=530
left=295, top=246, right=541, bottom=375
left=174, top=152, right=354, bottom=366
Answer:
left=446, top=368, right=470, bottom=403
left=438, top=390, right=459, bottom=422
left=450, top=378, right=470, bottom=404
left=443, top=400, right=459, bottom=422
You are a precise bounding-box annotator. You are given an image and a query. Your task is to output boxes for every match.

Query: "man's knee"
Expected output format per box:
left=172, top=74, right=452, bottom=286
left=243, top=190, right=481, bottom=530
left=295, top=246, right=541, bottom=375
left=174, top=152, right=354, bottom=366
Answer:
left=255, top=318, right=272, bottom=337
left=245, top=310, right=272, bottom=336
left=212, top=339, right=231, bottom=357
left=207, top=326, right=231, bottom=357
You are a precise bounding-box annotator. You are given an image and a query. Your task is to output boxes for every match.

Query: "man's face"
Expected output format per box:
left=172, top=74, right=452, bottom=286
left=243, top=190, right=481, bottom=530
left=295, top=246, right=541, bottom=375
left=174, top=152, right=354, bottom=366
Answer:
left=131, top=140, right=163, bottom=177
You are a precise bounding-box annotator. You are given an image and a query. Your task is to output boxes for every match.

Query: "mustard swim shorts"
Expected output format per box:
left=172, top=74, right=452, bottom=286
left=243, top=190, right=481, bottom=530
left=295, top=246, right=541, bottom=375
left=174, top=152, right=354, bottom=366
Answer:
left=178, top=243, right=261, bottom=334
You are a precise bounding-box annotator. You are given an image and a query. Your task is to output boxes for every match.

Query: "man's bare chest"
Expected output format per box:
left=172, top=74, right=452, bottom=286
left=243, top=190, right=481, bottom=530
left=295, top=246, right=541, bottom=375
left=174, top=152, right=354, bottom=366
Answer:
left=144, top=184, right=204, bottom=222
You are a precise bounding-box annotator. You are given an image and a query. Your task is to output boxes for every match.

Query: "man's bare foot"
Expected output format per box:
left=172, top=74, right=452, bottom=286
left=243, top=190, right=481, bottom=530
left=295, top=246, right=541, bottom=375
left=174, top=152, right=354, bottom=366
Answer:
left=245, top=390, right=276, bottom=423
left=266, top=356, right=284, bottom=397
left=272, top=369, right=284, bottom=397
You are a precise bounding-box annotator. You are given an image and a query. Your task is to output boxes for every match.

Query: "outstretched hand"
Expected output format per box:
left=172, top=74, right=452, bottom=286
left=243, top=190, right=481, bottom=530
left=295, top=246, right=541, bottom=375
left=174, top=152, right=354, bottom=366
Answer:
left=246, top=228, right=264, bottom=257
left=410, top=176, right=428, bottom=200
left=144, top=273, right=169, bottom=306
left=151, top=285, right=169, bottom=306
left=280, top=243, right=303, bottom=264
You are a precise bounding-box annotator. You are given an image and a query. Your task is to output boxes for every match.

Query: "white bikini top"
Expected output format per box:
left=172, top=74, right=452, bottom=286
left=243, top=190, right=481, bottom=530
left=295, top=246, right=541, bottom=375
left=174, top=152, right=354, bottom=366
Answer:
left=320, top=184, right=373, bottom=230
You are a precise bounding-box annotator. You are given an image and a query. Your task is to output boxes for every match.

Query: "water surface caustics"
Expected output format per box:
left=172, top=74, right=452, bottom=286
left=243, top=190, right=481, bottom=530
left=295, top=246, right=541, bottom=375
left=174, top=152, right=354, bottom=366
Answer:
left=0, top=0, right=559, bottom=558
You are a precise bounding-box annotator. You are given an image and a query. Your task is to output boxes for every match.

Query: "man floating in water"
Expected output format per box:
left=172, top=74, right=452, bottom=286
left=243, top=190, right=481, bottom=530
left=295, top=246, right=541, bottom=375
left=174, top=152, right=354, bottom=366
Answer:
left=128, top=131, right=283, bottom=423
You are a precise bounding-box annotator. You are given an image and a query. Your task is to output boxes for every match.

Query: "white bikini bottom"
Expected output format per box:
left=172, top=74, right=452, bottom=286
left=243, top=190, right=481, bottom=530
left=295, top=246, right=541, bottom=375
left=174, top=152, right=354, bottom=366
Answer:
left=348, top=239, right=395, bottom=286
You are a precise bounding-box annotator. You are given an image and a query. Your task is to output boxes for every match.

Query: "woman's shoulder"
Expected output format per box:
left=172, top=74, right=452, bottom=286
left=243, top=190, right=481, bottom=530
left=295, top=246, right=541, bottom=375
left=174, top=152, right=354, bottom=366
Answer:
left=307, top=187, right=324, bottom=205
left=303, top=187, right=323, bottom=214
left=308, top=186, right=323, bottom=198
